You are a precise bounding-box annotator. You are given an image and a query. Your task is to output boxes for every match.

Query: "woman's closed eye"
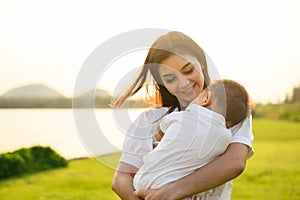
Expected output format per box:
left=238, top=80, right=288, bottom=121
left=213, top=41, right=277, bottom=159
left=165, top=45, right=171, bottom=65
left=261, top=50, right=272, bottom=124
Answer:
left=165, top=76, right=176, bottom=83
left=182, top=66, right=194, bottom=75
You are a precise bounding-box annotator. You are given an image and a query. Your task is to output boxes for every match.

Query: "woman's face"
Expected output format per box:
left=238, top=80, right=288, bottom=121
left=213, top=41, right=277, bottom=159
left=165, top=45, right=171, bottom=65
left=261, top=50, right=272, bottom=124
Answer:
left=158, top=54, right=205, bottom=108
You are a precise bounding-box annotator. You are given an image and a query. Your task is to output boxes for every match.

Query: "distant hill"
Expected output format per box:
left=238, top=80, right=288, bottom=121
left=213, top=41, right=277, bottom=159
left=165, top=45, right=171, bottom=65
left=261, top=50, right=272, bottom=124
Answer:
left=0, top=84, right=147, bottom=108
left=2, top=84, right=65, bottom=99
left=75, top=89, right=112, bottom=99
left=73, top=89, right=112, bottom=108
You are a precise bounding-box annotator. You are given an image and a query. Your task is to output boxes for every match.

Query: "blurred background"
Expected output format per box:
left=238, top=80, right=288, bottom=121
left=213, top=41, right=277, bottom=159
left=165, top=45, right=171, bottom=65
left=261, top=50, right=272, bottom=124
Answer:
left=0, top=1, right=299, bottom=199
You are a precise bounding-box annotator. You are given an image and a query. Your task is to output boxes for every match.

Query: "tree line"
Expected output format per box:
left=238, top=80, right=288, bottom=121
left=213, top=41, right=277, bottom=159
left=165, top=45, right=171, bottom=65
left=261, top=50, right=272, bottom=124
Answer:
left=285, top=82, right=300, bottom=103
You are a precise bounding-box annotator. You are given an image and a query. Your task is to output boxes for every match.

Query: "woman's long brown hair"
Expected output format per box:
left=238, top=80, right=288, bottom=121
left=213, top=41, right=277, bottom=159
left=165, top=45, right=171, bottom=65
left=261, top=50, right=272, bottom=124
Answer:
left=113, top=31, right=211, bottom=111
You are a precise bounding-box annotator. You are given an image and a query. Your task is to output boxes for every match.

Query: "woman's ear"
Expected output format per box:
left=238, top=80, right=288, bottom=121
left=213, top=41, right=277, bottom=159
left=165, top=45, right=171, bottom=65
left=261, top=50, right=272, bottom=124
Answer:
left=201, top=91, right=212, bottom=107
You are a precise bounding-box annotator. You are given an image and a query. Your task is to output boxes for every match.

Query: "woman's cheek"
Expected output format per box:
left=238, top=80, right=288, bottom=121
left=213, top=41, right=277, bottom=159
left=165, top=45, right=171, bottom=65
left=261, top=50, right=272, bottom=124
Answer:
left=167, top=86, right=176, bottom=96
left=164, top=83, right=177, bottom=96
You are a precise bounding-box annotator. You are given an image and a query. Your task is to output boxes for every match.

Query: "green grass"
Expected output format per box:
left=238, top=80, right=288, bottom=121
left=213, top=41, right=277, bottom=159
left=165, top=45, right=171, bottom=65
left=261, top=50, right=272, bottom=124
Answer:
left=1, top=119, right=299, bottom=199
left=0, top=158, right=119, bottom=200
left=232, top=119, right=300, bottom=200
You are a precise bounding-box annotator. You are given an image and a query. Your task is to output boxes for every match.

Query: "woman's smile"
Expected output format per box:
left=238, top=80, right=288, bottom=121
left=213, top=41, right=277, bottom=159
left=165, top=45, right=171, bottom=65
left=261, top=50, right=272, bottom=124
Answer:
left=180, top=83, right=196, bottom=94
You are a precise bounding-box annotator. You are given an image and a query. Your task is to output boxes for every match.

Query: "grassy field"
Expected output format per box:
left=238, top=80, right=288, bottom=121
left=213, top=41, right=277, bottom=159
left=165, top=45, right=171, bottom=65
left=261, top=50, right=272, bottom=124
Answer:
left=0, top=119, right=299, bottom=199
left=232, top=119, right=300, bottom=199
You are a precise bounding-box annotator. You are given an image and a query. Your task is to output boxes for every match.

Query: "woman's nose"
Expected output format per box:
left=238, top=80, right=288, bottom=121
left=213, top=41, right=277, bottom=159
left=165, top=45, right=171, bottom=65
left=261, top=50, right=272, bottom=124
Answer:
left=178, top=75, right=190, bottom=87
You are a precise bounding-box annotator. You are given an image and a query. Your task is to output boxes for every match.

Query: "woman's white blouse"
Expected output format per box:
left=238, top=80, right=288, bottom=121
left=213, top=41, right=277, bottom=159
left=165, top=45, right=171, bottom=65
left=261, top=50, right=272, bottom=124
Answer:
left=119, top=107, right=169, bottom=168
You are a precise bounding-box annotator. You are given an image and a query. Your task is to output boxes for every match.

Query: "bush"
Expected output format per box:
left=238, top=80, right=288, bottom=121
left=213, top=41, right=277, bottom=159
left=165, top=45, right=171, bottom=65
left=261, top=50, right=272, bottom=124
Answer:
left=279, top=110, right=300, bottom=122
left=0, top=153, right=26, bottom=178
left=0, top=146, right=68, bottom=179
left=253, top=102, right=300, bottom=122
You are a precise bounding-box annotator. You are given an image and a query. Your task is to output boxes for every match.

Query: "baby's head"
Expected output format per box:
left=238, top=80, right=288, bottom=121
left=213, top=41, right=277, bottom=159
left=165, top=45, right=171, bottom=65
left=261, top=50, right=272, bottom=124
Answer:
left=192, top=79, right=250, bottom=128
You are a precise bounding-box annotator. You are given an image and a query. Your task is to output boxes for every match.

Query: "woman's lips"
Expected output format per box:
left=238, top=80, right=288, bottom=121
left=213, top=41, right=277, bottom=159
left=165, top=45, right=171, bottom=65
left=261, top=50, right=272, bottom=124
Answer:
left=181, top=83, right=196, bottom=94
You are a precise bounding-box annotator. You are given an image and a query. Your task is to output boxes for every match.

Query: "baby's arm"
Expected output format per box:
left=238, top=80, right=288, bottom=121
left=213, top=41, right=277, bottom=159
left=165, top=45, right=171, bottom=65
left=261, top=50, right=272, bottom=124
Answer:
left=153, top=112, right=179, bottom=144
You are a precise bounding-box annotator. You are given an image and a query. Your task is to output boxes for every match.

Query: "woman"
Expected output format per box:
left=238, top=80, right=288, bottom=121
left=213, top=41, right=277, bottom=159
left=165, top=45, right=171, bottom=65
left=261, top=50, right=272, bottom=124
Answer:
left=111, top=31, right=254, bottom=200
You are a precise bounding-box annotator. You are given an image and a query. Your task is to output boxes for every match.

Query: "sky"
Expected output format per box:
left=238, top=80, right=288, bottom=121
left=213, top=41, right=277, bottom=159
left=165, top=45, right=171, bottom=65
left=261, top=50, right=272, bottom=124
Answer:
left=0, top=0, right=300, bottom=104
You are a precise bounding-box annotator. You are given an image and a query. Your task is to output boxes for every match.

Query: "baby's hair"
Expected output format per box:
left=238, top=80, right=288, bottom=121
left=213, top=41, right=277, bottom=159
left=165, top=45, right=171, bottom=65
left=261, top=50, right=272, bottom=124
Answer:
left=208, top=79, right=250, bottom=127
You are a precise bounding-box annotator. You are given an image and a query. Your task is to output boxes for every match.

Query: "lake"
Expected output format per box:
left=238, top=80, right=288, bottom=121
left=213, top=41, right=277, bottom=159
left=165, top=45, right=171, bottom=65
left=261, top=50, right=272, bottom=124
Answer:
left=0, top=108, right=146, bottom=159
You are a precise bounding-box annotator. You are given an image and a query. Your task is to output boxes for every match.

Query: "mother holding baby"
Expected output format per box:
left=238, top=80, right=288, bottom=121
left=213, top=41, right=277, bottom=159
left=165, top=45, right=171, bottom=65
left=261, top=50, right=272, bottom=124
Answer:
left=111, top=31, right=254, bottom=200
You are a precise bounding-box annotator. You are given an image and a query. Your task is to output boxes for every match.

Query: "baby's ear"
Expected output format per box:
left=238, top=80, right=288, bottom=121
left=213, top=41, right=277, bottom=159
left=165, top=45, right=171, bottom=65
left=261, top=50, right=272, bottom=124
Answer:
left=201, top=91, right=212, bottom=107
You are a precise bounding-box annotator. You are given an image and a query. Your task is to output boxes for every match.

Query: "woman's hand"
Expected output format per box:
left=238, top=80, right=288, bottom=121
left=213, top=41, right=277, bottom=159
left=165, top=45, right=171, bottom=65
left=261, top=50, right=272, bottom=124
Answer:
left=134, top=189, right=172, bottom=200
left=134, top=182, right=185, bottom=200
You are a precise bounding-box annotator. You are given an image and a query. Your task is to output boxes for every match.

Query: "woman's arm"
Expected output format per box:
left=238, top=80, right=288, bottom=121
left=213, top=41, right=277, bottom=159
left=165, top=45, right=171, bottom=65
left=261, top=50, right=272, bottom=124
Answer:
left=112, top=162, right=140, bottom=200
left=135, top=143, right=249, bottom=200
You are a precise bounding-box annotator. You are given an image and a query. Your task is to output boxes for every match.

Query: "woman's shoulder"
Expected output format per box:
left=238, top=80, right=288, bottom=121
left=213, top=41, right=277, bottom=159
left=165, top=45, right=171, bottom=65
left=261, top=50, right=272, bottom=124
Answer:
left=230, top=114, right=252, bottom=134
left=139, top=107, right=169, bottom=122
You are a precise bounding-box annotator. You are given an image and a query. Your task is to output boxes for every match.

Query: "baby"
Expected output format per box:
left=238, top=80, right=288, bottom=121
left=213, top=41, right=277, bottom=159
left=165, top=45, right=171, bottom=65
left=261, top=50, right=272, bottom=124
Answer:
left=133, top=79, right=251, bottom=199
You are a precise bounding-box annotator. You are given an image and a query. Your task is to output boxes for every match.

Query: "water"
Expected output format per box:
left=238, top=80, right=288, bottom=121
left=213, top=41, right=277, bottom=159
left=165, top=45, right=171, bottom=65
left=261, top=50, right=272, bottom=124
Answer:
left=0, top=108, right=146, bottom=159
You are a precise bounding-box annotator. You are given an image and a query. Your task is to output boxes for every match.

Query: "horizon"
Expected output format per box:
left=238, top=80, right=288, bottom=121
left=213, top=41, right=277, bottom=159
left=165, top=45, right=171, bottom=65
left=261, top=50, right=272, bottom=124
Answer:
left=1, top=81, right=299, bottom=105
left=1, top=1, right=300, bottom=104
left=0, top=82, right=113, bottom=98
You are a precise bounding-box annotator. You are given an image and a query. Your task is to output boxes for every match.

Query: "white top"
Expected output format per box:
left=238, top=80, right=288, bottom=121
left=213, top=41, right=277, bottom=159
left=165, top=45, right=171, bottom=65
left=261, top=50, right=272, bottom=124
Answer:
left=133, top=104, right=232, bottom=191
left=119, top=105, right=254, bottom=199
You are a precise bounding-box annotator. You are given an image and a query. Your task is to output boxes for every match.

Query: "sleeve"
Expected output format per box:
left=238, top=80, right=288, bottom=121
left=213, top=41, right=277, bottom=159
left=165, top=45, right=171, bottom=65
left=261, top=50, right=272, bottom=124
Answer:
left=119, top=109, right=162, bottom=168
left=159, top=112, right=182, bottom=133
left=159, top=114, right=171, bottom=133
left=229, top=114, right=255, bottom=159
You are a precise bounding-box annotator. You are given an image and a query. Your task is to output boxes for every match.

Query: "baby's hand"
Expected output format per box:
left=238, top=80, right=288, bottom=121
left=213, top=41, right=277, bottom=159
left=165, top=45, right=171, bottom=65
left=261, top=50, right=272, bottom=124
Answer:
left=154, top=129, right=164, bottom=141
left=153, top=126, right=164, bottom=148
